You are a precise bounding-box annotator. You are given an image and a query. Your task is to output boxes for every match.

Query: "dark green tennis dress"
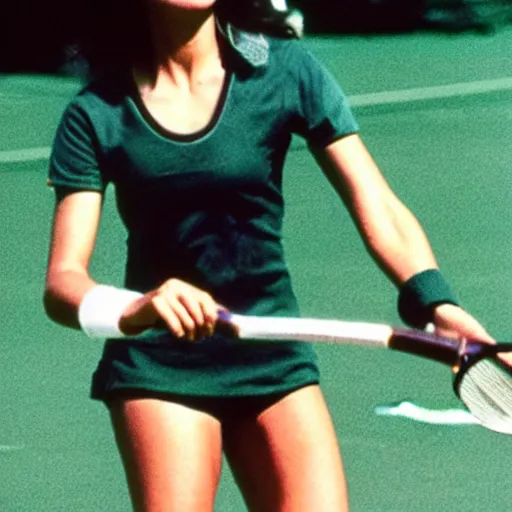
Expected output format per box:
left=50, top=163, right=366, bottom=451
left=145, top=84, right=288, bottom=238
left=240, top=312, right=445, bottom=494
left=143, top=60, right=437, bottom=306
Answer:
left=48, top=24, right=359, bottom=400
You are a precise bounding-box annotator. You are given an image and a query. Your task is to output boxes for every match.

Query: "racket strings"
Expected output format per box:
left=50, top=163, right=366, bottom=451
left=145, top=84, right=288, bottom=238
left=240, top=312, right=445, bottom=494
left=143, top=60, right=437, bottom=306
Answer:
left=459, top=358, right=512, bottom=434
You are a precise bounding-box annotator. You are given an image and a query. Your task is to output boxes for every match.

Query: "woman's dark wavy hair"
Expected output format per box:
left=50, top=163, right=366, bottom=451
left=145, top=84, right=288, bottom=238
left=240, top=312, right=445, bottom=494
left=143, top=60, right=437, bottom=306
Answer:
left=65, top=0, right=300, bottom=78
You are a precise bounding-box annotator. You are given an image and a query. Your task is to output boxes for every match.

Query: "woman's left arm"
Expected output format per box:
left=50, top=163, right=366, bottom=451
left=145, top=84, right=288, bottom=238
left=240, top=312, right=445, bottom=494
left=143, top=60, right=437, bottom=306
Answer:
left=314, top=133, right=493, bottom=342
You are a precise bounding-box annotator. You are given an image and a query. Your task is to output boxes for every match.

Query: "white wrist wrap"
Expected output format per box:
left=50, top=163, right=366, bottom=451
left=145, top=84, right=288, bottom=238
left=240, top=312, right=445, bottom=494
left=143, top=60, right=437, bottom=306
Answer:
left=78, top=285, right=144, bottom=338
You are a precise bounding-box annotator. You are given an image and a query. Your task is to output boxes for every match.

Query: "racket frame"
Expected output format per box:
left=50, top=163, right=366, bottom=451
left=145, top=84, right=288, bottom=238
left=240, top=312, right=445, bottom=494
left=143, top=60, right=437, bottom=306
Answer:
left=453, top=342, right=512, bottom=396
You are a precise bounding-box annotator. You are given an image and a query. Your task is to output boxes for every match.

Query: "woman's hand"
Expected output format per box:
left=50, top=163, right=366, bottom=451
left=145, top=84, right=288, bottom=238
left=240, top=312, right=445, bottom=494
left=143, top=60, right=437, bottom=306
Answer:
left=119, top=278, right=222, bottom=341
left=429, top=304, right=512, bottom=370
left=430, top=303, right=494, bottom=344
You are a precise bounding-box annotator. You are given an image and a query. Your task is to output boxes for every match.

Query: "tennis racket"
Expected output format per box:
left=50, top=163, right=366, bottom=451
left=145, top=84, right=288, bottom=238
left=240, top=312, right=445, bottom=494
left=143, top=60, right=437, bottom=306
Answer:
left=217, top=311, right=512, bottom=435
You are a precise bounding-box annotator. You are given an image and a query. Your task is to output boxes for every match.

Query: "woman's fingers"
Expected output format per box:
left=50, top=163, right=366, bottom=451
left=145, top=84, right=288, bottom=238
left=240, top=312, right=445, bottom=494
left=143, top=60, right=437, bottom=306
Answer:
left=120, top=278, right=225, bottom=340
left=151, top=294, right=188, bottom=338
left=199, top=293, right=221, bottom=337
left=177, top=292, right=206, bottom=339
left=431, top=303, right=495, bottom=344
left=152, top=279, right=222, bottom=341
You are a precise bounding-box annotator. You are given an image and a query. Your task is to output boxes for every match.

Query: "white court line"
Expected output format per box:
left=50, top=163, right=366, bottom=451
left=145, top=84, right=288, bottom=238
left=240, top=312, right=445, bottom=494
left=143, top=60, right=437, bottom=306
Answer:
left=0, top=146, right=51, bottom=164
left=0, top=444, right=24, bottom=452
left=349, top=76, right=512, bottom=107
left=1, top=76, right=511, bottom=165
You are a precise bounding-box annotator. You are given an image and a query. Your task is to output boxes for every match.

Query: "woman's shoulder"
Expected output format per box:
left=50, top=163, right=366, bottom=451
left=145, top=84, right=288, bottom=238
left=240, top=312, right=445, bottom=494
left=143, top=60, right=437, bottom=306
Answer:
left=267, top=35, right=305, bottom=56
left=66, top=72, right=131, bottom=118
left=265, top=36, right=317, bottom=73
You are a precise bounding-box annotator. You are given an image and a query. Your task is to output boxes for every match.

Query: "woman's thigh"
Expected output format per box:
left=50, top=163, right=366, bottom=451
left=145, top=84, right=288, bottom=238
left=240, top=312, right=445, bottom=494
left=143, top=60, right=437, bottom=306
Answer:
left=108, top=396, right=223, bottom=512
left=222, top=385, right=348, bottom=512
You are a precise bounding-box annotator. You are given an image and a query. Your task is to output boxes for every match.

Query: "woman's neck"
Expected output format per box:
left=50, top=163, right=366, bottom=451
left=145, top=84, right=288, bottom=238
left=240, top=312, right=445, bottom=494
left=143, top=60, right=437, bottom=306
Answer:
left=145, top=5, right=220, bottom=85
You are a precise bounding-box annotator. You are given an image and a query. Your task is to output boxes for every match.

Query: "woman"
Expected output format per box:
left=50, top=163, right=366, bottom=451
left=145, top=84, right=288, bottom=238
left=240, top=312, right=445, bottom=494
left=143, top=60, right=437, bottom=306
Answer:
left=43, top=1, right=492, bottom=510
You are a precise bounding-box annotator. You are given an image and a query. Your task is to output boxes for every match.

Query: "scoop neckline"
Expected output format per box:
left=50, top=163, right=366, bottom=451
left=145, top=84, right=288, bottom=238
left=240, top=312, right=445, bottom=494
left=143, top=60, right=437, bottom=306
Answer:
left=127, top=69, right=233, bottom=143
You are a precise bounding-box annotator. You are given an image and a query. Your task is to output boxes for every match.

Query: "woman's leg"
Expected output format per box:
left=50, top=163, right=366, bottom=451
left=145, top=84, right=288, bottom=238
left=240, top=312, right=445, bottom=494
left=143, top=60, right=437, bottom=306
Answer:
left=108, top=396, right=223, bottom=512
left=222, top=385, right=348, bottom=512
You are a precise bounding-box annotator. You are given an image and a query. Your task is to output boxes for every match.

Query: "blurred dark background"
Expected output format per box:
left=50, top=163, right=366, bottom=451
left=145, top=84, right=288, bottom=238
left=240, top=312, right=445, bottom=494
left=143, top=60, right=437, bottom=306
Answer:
left=0, top=1, right=74, bottom=73
left=0, top=0, right=510, bottom=73
left=295, top=0, right=511, bottom=33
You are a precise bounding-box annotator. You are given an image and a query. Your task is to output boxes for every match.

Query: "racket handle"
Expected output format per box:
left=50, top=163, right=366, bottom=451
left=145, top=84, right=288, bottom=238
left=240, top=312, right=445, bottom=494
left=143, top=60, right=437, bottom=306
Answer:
left=152, top=310, right=238, bottom=337
left=215, top=310, right=240, bottom=338
left=390, top=328, right=462, bottom=366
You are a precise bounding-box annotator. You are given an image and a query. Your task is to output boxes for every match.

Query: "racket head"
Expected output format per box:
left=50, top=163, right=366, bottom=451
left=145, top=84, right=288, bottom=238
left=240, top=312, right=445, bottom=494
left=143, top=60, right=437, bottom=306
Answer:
left=454, top=342, right=512, bottom=434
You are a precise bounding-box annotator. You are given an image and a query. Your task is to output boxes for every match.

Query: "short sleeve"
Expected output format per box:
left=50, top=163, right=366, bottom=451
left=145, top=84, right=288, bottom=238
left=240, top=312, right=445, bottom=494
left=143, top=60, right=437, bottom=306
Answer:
left=289, top=46, right=359, bottom=148
left=48, top=100, right=105, bottom=192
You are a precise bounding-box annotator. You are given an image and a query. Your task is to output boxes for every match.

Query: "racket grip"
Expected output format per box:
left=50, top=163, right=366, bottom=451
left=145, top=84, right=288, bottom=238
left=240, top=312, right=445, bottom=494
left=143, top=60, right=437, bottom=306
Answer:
left=390, top=328, right=462, bottom=366
left=152, top=310, right=239, bottom=338
left=215, top=310, right=240, bottom=338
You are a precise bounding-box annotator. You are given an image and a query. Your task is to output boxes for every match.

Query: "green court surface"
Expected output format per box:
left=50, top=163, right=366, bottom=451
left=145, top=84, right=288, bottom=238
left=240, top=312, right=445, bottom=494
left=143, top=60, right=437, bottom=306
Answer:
left=1, top=27, right=512, bottom=511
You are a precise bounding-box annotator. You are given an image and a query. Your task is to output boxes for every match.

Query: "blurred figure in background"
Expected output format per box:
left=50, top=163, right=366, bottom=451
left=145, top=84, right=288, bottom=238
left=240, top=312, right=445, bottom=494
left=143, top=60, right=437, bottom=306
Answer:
left=422, top=0, right=492, bottom=33
left=293, top=0, right=493, bottom=34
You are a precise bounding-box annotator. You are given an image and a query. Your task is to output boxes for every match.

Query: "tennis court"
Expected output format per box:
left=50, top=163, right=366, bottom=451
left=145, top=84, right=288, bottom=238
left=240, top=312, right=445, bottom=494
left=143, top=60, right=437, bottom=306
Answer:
left=1, top=26, right=511, bottom=511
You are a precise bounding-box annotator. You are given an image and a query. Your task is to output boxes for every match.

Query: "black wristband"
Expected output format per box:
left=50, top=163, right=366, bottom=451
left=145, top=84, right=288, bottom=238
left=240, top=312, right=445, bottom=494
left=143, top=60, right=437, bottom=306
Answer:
left=397, top=269, right=459, bottom=328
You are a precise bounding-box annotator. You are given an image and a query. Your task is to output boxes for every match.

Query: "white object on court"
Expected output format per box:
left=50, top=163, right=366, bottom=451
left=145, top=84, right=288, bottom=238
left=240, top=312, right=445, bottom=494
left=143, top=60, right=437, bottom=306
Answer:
left=374, top=401, right=481, bottom=425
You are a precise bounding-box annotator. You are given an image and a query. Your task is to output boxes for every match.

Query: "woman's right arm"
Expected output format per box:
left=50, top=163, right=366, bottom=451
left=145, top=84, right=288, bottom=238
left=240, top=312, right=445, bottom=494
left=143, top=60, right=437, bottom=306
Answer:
left=43, top=190, right=103, bottom=329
